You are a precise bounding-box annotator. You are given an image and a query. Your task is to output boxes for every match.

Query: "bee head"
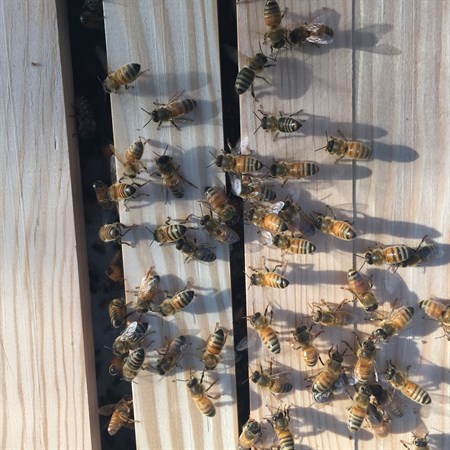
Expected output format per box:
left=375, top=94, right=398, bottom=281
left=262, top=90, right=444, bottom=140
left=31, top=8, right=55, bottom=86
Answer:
left=215, top=155, right=224, bottom=167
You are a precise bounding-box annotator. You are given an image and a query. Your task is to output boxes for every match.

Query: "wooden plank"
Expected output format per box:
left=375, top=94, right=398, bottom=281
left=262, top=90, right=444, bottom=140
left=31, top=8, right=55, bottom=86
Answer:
left=237, top=1, right=450, bottom=449
left=0, top=1, right=100, bottom=449
left=102, top=1, right=238, bottom=449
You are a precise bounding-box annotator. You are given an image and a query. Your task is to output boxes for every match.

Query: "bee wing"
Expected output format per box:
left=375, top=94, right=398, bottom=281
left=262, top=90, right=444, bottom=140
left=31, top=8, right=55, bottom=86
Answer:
left=98, top=404, right=117, bottom=416
left=121, top=321, right=138, bottom=339
left=228, top=172, right=242, bottom=196
left=221, top=43, right=239, bottom=65
left=269, top=201, right=285, bottom=215
left=259, top=230, right=274, bottom=246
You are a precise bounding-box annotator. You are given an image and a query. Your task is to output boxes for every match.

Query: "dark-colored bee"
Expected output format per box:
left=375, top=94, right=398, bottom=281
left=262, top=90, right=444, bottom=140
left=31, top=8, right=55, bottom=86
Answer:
left=317, top=131, right=371, bottom=162
left=141, top=92, right=196, bottom=129
left=175, top=238, right=216, bottom=263
left=98, top=223, right=136, bottom=246
left=103, top=63, right=143, bottom=94
left=72, top=96, right=96, bottom=139
left=197, top=213, right=240, bottom=245
left=289, top=20, right=334, bottom=46
left=108, top=297, right=127, bottom=328
left=269, top=160, right=319, bottom=185
left=348, top=385, right=371, bottom=433
left=155, top=335, right=187, bottom=375
left=401, top=432, right=430, bottom=450
left=369, top=383, right=405, bottom=418
left=254, top=109, right=303, bottom=140
left=122, top=347, right=146, bottom=382
left=204, top=186, right=240, bottom=225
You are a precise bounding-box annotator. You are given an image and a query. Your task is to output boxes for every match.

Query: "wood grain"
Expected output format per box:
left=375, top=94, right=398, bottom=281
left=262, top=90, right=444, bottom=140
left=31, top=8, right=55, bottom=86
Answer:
left=237, top=1, right=450, bottom=449
left=0, top=1, right=100, bottom=449
left=102, top=1, right=238, bottom=449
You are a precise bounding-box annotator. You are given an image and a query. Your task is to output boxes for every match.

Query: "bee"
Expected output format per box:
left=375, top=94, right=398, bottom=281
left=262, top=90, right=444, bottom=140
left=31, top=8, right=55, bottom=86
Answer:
left=92, top=180, right=115, bottom=210
left=175, top=238, right=216, bottom=263
left=385, top=361, right=431, bottom=405
left=366, top=403, right=390, bottom=438
left=313, top=209, right=356, bottom=240
left=370, top=305, right=415, bottom=342
left=272, top=233, right=316, bottom=255
left=348, top=385, right=371, bottom=432
left=149, top=220, right=189, bottom=245
left=419, top=297, right=450, bottom=338
left=289, top=19, right=334, bottom=46
left=155, top=335, right=187, bottom=375
left=108, top=297, right=127, bottom=328
left=250, top=362, right=293, bottom=394
left=196, top=213, right=240, bottom=245
left=401, top=432, right=430, bottom=450
left=278, top=196, right=316, bottom=236
left=101, top=180, right=149, bottom=210
left=186, top=372, right=219, bottom=417
left=98, top=223, right=136, bottom=246
left=369, top=383, right=405, bottom=418
left=72, top=96, right=96, bottom=139
left=98, top=396, right=135, bottom=436
left=312, top=373, right=349, bottom=404
left=102, top=63, right=143, bottom=93
left=248, top=262, right=289, bottom=289
left=79, top=10, right=104, bottom=29
left=363, top=244, right=418, bottom=267
left=254, top=109, right=303, bottom=140
left=247, top=201, right=288, bottom=234
left=202, top=324, right=229, bottom=370
left=290, top=324, right=323, bottom=367
left=317, top=131, right=371, bottom=162
left=235, top=50, right=275, bottom=99
left=417, top=242, right=442, bottom=264
left=269, top=160, right=319, bottom=185
left=269, top=407, right=295, bottom=450
left=343, top=335, right=377, bottom=384
left=263, top=0, right=288, bottom=52
left=344, top=269, right=378, bottom=312
left=311, top=346, right=346, bottom=394
left=141, top=92, right=196, bottom=129
left=238, top=418, right=262, bottom=450
left=229, top=173, right=277, bottom=202
left=157, top=289, right=195, bottom=317
left=134, top=267, right=161, bottom=315
left=310, top=299, right=354, bottom=328
left=214, top=139, right=263, bottom=174
left=113, top=139, right=147, bottom=180
left=105, top=251, right=124, bottom=282
left=112, top=321, right=149, bottom=356
left=247, top=306, right=280, bottom=354
left=204, top=186, right=240, bottom=225
left=123, top=347, right=146, bottom=375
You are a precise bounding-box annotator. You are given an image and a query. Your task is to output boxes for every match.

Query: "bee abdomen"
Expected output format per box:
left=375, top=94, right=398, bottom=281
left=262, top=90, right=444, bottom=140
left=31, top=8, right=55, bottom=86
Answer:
left=172, top=290, right=195, bottom=311
left=197, top=396, right=216, bottom=417
left=278, top=117, right=301, bottom=133
left=264, top=0, right=282, bottom=27
left=347, top=142, right=371, bottom=160
left=277, top=430, right=295, bottom=450
left=272, top=382, right=293, bottom=393
left=262, top=333, right=281, bottom=354
left=347, top=407, right=366, bottom=432
left=235, top=68, right=256, bottom=95
left=115, top=63, right=141, bottom=85
left=125, top=348, right=145, bottom=371
left=404, top=383, right=431, bottom=404
left=303, top=346, right=319, bottom=367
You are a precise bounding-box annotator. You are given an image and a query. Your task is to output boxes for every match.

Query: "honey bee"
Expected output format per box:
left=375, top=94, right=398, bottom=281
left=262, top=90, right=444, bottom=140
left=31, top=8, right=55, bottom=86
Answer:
left=239, top=418, right=262, bottom=450
left=247, top=306, right=280, bottom=354
left=254, top=109, right=303, bottom=140
left=148, top=220, right=189, bottom=245
left=72, top=96, right=96, bottom=139
left=344, top=335, right=377, bottom=384
left=272, top=233, right=316, bottom=255
left=369, top=383, right=405, bottom=418
left=92, top=180, right=115, bottom=210
left=98, top=396, right=135, bottom=436
left=310, top=299, right=354, bottom=328
left=289, top=19, right=334, bottom=46
left=229, top=173, right=277, bottom=202
left=269, top=160, right=319, bottom=185
left=251, top=362, right=293, bottom=394
left=214, top=139, right=263, bottom=174
left=202, top=324, right=229, bottom=370
left=108, top=297, right=127, bottom=329
left=278, top=196, right=316, bottom=236
left=311, top=346, right=346, bottom=394
left=108, top=355, right=124, bottom=377
left=196, top=213, right=240, bottom=245
left=348, top=385, right=371, bottom=432
left=235, top=50, right=275, bottom=99
left=290, top=324, right=323, bottom=367
left=112, top=321, right=149, bottom=356
left=269, top=407, right=295, bottom=450
left=122, top=347, right=147, bottom=382
left=263, top=0, right=289, bottom=53
left=186, top=372, right=219, bottom=417
left=419, top=297, right=450, bottom=338
left=141, top=92, right=196, bottom=129
left=247, top=201, right=288, bottom=234
left=385, top=361, right=431, bottom=405
left=155, top=335, right=187, bottom=375
left=317, top=131, right=371, bottom=162
left=134, top=267, right=161, bottom=315
left=98, top=222, right=136, bottom=246
left=366, top=403, right=390, bottom=438
left=370, top=305, right=414, bottom=342
left=204, top=186, right=240, bottom=225
left=401, top=432, right=430, bottom=450
left=248, top=262, right=289, bottom=289
left=344, top=269, right=378, bottom=312
left=363, top=244, right=418, bottom=267
left=156, top=289, right=195, bottom=317
left=105, top=251, right=124, bottom=282
left=98, top=180, right=148, bottom=210
left=103, top=63, right=143, bottom=93
left=313, top=209, right=356, bottom=240
left=112, top=139, right=147, bottom=180
left=175, top=238, right=216, bottom=263
left=80, top=10, right=104, bottom=29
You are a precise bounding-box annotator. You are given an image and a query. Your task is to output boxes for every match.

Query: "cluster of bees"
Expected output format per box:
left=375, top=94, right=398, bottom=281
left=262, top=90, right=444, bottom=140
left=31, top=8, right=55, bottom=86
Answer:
left=72, top=0, right=447, bottom=448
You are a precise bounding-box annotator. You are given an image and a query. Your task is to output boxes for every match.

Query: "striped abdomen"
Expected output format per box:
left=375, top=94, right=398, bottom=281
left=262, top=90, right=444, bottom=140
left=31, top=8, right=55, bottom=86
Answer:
left=278, top=117, right=302, bottom=133
left=114, top=63, right=141, bottom=85
left=277, top=429, right=295, bottom=450
left=384, top=245, right=414, bottom=265
left=235, top=67, right=256, bottom=95
left=302, top=345, right=319, bottom=367
left=270, top=379, right=293, bottom=393
left=124, top=347, right=145, bottom=371
left=264, top=0, right=282, bottom=27
left=162, top=172, right=184, bottom=197
left=345, top=141, right=371, bottom=159
left=347, top=404, right=367, bottom=432
left=108, top=298, right=126, bottom=328
left=258, top=327, right=281, bottom=353
left=400, top=381, right=431, bottom=404
left=171, top=290, right=195, bottom=312
left=165, top=99, right=197, bottom=119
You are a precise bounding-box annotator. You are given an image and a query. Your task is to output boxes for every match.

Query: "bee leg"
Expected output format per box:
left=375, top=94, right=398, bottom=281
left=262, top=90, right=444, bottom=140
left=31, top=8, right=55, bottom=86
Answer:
left=169, top=119, right=181, bottom=130
left=337, top=129, right=348, bottom=140
left=334, top=155, right=345, bottom=164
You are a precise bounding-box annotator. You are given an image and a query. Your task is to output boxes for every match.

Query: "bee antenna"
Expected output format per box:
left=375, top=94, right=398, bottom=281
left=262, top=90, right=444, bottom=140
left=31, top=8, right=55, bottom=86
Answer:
left=253, top=111, right=263, bottom=134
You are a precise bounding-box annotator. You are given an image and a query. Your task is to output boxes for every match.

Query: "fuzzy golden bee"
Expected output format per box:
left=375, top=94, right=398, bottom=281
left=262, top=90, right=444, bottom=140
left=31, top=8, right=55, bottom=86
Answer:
left=95, top=180, right=148, bottom=210
left=112, top=321, right=149, bottom=356
left=318, top=131, right=371, bottom=162
left=310, top=299, right=354, bottom=328
left=272, top=233, right=316, bottom=255
left=214, top=139, right=263, bottom=174
left=254, top=109, right=303, bottom=140
left=105, top=251, right=124, bottom=282
left=186, top=372, right=219, bottom=417
left=263, top=0, right=288, bottom=51
left=370, top=305, right=414, bottom=342
left=248, top=262, right=289, bottom=289
left=344, top=335, right=377, bottom=384
left=247, top=306, right=280, bottom=354
left=155, top=336, right=187, bottom=375
left=141, top=92, right=196, bottom=129
left=103, top=63, right=143, bottom=93
left=250, top=362, right=293, bottom=394
left=113, top=139, right=147, bottom=180
left=202, top=324, right=229, bottom=371
left=108, top=297, right=127, bottom=329
left=98, top=222, right=136, bottom=246
left=313, top=210, right=356, bottom=240
left=230, top=173, right=277, bottom=202
left=134, top=267, right=161, bottom=315
left=269, top=407, right=295, bottom=450
left=363, top=244, right=417, bottom=267
left=385, top=361, right=431, bottom=405
left=175, top=238, right=216, bottom=263
left=344, top=269, right=378, bottom=312
left=204, top=186, right=240, bottom=225
left=238, top=418, right=262, bottom=450
left=290, top=324, right=322, bottom=367
left=311, top=346, right=346, bottom=394
left=269, top=160, right=319, bottom=185
left=348, top=385, right=371, bottom=432
left=98, top=396, right=135, bottom=436
left=247, top=201, right=288, bottom=234
left=289, top=20, right=334, bottom=46
left=92, top=180, right=115, bottom=210
left=157, top=289, right=195, bottom=317
left=149, top=220, right=189, bottom=245
left=419, top=297, right=450, bottom=338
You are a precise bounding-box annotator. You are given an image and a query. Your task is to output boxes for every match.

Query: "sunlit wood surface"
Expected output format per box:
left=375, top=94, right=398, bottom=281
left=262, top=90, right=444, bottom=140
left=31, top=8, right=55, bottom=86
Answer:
left=0, top=1, right=100, bottom=449
left=237, top=0, right=450, bottom=449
